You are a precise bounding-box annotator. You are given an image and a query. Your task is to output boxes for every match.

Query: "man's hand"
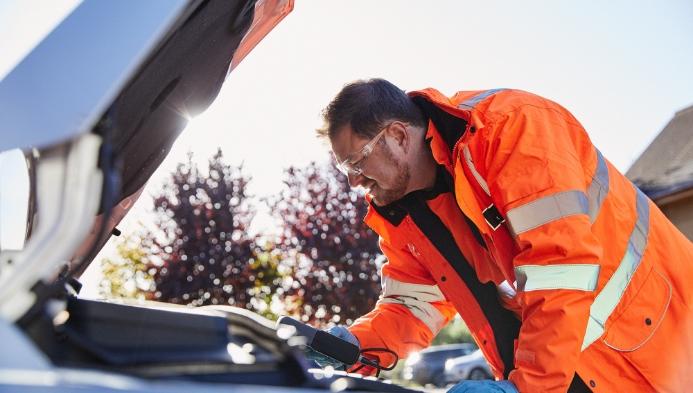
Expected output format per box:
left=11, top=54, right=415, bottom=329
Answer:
left=447, top=380, right=518, bottom=393
left=304, top=325, right=359, bottom=370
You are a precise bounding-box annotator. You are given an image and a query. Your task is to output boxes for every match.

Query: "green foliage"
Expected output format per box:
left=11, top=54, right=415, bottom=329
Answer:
left=432, top=316, right=474, bottom=345
left=99, top=234, right=154, bottom=300
left=246, top=244, right=293, bottom=320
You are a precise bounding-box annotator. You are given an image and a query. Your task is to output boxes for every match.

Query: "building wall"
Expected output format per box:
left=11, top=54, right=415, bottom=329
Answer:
left=659, top=194, right=693, bottom=241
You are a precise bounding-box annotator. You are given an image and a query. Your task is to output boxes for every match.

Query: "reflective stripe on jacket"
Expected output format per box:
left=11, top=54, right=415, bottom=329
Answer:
left=349, top=88, right=693, bottom=393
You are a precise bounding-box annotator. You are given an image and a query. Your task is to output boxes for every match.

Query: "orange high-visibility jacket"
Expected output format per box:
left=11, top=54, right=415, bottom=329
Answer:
left=348, top=88, right=693, bottom=392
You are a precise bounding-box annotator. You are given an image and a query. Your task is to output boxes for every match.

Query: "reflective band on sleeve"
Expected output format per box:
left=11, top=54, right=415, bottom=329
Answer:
left=377, top=276, right=448, bottom=335
left=506, top=148, right=608, bottom=236
left=515, top=264, right=600, bottom=292
left=587, top=149, right=609, bottom=223
left=463, top=146, right=491, bottom=196
left=498, top=280, right=517, bottom=299
left=582, top=188, right=650, bottom=351
left=458, top=88, right=507, bottom=109
left=507, top=190, right=589, bottom=235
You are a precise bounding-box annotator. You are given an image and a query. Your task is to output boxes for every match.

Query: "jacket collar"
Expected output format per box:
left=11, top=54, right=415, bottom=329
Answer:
left=367, top=165, right=453, bottom=226
left=408, top=88, right=472, bottom=170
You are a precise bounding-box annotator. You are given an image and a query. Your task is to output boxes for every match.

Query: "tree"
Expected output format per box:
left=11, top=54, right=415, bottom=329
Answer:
left=99, top=154, right=383, bottom=325
left=268, top=161, right=383, bottom=327
left=104, top=149, right=284, bottom=316
left=99, top=233, right=155, bottom=300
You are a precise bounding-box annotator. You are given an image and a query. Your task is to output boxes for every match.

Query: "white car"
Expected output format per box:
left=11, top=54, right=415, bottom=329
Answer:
left=401, top=343, right=477, bottom=387
left=444, top=349, right=493, bottom=383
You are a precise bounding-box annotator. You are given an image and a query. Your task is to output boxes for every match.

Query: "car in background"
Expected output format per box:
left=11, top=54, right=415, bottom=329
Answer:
left=444, top=349, right=493, bottom=383
left=401, top=343, right=477, bottom=387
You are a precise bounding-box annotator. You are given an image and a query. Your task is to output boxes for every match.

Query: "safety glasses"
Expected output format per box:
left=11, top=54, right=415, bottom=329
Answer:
left=335, top=123, right=391, bottom=177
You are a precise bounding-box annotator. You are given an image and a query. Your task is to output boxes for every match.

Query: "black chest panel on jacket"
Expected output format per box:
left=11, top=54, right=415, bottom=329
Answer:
left=400, top=194, right=520, bottom=378
left=371, top=166, right=520, bottom=378
left=411, top=95, right=469, bottom=153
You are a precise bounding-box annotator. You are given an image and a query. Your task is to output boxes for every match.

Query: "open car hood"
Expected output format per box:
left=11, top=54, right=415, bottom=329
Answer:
left=0, top=0, right=292, bottom=320
left=0, top=3, right=429, bottom=391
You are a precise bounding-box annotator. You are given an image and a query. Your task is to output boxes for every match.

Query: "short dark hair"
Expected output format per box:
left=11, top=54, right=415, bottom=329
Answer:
left=317, top=78, right=426, bottom=140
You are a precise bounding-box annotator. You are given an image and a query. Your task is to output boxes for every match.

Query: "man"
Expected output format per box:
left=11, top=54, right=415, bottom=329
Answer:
left=309, top=78, right=693, bottom=392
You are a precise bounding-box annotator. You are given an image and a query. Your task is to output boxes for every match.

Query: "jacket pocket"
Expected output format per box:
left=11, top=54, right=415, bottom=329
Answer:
left=602, top=268, right=672, bottom=352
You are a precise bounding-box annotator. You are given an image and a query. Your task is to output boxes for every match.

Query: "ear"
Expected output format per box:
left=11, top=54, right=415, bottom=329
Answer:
left=388, top=121, right=410, bottom=153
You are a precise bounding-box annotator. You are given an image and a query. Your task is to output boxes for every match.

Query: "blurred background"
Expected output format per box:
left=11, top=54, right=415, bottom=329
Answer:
left=2, top=0, right=692, bottom=388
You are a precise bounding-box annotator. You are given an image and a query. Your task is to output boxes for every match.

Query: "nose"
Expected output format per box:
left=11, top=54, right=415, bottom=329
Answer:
left=347, top=172, right=365, bottom=188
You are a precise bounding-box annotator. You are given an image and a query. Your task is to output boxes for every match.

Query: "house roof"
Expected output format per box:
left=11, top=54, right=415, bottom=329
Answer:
left=627, top=104, right=693, bottom=200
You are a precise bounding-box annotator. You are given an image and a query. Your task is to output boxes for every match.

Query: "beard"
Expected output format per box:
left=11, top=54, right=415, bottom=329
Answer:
left=370, top=148, right=410, bottom=206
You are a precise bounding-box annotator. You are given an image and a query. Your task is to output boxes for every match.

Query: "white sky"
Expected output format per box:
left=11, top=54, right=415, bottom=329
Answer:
left=1, top=0, right=692, bottom=295
left=172, top=0, right=693, bottom=196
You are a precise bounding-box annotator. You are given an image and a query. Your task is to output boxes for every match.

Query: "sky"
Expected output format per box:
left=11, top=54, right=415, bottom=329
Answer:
left=1, top=0, right=692, bottom=295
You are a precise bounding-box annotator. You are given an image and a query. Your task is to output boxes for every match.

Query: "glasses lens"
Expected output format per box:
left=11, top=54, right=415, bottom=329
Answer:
left=336, top=161, right=350, bottom=176
left=337, top=160, right=360, bottom=176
